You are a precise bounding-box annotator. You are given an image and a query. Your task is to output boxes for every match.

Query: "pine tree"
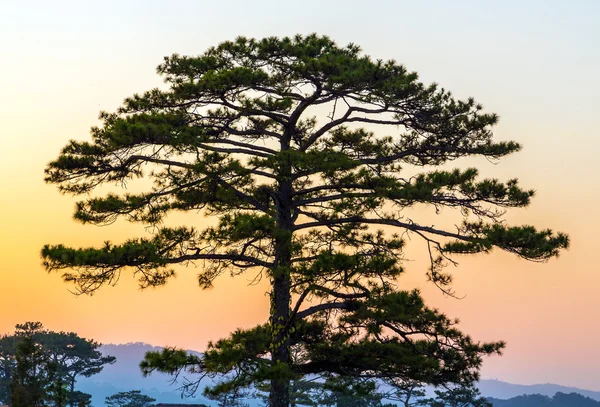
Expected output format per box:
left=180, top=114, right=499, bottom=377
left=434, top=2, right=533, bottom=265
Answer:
left=9, top=323, right=50, bottom=407
left=424, top=384, right=491, bottom=407
left=0, top=334, right=18, bottom=404
left=42, top=35, right=568, bottom=407
left=105, top=390, right=156, bottom=407
left=46, top=360, right=69, bottom=407
left=42, top=330, right=116, bottom=407
left=386, top=379, right=427, bottom=407
left=0, top=322, right=114, bottom=407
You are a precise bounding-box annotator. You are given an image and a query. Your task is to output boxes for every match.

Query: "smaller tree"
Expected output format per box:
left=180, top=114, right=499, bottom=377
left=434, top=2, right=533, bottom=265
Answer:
left=319, top=378, right=385, bottom=407
left=255, top=379, right=321, bottom=407
left=0, top=334, right=18, bottom=404
left=287, top=380, right=321, bottom=407
left=0, top=322, right=115, bottom=407
left=385, top=379, right=427, bottom=407
left=42, top=330, right=117, bottom=407
left=46, top=360, right=69, bottom=407
left=423, top=384, right=491, bottom=407
left=105, top=390, right=156, bottom=407
left=68, top=390, right=93, bottom=407
left=9, top=323, right=50, bottom=407
left=208, top=390, right=250, bottom=407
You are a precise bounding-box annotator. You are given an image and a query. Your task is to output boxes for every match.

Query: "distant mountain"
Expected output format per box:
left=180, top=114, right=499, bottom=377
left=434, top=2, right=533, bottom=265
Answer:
left=489, top=392, right=600, bottom=406
left=78, top=342, right=214, bottom=406
left=479, top=380, right=600, bottom=401
left=76, top=343, right=600, bottom=407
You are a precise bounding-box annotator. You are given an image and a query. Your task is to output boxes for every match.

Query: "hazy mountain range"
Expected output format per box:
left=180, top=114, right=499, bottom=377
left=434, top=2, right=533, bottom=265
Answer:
left=78, top=343, right=211, bottom=406
left=488, top=393, right=600, bottom=406
left=78, top=343, right=600, bottom=406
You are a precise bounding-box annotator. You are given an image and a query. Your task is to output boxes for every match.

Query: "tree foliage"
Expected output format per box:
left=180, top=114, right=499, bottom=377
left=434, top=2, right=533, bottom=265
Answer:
left=0, top=322, right=115, bottom=407
left=105, top=390, right=156, bottom=407
left=42, top=34, right=568, bottom=407
left=67, top=390, right=93, bottom=407
left=423, top=384, right=492, bottom=407
left=0, top=333, right=18, bottom=403
left=384, top=379, right=427, bottom=407
left=9, top=323, right=49, bottom=407
left=41, top=329, right=117, bottom=406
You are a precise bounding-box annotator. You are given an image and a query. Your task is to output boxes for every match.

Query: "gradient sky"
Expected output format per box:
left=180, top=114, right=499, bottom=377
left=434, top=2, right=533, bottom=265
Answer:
left=1, top=0, right=599, bottom=390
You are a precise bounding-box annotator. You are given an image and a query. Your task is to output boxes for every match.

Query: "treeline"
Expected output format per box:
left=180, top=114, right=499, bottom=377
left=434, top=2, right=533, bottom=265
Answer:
left=0, top=322, right=115, bottom=407
left=6, top=321, right=594, bottom=407
left=489, top=392, right=600, bottom=407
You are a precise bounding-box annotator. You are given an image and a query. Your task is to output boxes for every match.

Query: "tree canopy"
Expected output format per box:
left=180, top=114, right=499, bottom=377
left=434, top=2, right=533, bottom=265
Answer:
left=0, top=322, right=115, bottom=407
left=42, top=34, right=568, bottom=407
left=105, top=390, right=156, bottom=407
left=8, top=323, right=49, bottom=407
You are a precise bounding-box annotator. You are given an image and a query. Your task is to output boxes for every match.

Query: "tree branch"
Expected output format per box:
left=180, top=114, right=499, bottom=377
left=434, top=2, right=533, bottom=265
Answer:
left=293, top=216, right=469, bottom=242
left=296, top=301, right=354, bottom=320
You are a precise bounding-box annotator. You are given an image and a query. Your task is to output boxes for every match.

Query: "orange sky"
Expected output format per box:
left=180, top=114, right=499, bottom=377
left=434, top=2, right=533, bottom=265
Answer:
left=1, top=0, right=598, bottom=390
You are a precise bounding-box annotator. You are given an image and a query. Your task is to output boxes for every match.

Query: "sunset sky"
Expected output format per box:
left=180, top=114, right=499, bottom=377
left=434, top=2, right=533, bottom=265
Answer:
left=1, top=0, right=599, bottom=390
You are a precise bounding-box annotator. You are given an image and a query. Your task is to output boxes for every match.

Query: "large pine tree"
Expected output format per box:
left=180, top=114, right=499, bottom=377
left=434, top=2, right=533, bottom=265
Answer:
left=42, top=35, right=568, bottom=407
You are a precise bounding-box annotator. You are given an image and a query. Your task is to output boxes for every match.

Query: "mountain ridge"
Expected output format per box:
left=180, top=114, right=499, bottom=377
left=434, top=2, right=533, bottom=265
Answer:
left=478, top=379, right=600, bottom=401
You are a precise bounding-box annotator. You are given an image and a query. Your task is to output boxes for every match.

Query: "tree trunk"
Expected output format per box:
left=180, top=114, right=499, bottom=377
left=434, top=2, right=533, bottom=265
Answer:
left=269, top=283, right=291, bottom=407
left=269, top=139, right=293, bottom=407
left=68, top=378, right=75, bottom=407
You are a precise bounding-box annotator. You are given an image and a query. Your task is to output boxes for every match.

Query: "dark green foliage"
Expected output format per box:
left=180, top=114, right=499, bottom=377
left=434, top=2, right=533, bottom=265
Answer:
left=207, top=387, right=251, bottom=407
left=256, top=377, right=392, bottom=407
left=0, top=334, right=18, bottom=403
left=424, top=385, right=491, bottom=407
left=286, top=380, right=321, bottom=407
left=9, top=324, right=49, bottom=407
left=319, top=377, right=385, bottom=407
left=383, top=379, right=426, bottom=407
left=105, top=390, right=156, bottom=407
left=42, top=35, right=568, bottom=406
left=40, top=327, right=117, bottom=407
left=255, top=379, right=321, bottom=407
left=68, top=390, right=93, bottom=407
left=46, top=360, right=69, bottom=407
left=0, top=322, right=115, bottom=407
